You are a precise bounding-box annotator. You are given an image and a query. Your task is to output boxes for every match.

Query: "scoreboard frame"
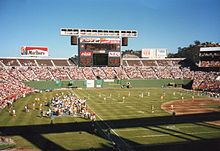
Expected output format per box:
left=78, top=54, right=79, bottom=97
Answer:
left=78, top=37, right=121, bottom=67
left=60, top=28, right=138, bottom=67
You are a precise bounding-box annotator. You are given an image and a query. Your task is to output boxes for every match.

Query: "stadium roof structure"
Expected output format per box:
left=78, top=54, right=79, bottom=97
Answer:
left=60, top=28, right=138, bottom=38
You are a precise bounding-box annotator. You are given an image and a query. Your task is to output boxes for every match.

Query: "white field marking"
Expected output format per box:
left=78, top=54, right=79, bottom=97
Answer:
left=130, top=131, right=220, bottom=138
left=149, top=125, right=205, bottom=130
left=137, top=111, right=145, bottom=114
left=96, top=102, right=106, bottom=104
left=116, top=125, right=208, bottom=132
left=101, top=114, right=142, bottom=118
left=74, top=92, right=128, bottom=147
left=125, top=106, right=137, bottom=109
left=116, top=128, right=146, bottom=132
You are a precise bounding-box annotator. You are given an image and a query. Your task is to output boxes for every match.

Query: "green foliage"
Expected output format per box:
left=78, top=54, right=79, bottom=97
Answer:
left=168, top=41, right=219, bottom=64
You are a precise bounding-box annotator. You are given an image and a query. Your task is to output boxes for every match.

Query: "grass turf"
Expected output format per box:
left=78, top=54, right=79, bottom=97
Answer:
left=0, top=88, right=220, bottom=150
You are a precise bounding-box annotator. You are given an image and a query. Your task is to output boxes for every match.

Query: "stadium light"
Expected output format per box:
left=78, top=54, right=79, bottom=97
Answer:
left=60, top=28, right=138, bottom=38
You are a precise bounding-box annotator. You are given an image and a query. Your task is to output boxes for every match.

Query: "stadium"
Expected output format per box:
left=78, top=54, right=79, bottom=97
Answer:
left=0, top=26, right=220, bottom=151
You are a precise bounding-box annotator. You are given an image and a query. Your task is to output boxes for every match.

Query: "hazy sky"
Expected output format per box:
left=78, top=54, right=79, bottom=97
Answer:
left=0, top=0, right=219, bottom=58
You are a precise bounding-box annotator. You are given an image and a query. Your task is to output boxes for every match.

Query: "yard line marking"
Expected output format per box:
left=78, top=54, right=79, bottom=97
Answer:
left=137, top=111, right=145, bottom=114
left=131, top=131, right=220, bottom=138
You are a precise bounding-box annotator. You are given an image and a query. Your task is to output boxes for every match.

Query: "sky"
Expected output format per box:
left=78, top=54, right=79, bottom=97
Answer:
left=0, top=0, right=219, bottom=58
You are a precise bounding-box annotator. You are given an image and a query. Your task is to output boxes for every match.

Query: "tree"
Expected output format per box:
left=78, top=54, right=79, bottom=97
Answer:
left=194, top=40, right=201, bottom=45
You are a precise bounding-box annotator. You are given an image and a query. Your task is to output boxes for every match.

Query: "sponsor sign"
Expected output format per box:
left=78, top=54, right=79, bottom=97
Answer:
left=109, top=52, right=120, bottom=57
left=93, top=50, right=106, bottom=53
left=87, top=80, right=94, bottom=88
left=80, top=38, right=100, bottom=43
left=100, top=38, right=120, bottom=44
left=80, top=51, right=92, bottom=56
left=104, top=79, right=115, bottom=82
left=141, top=48, right=156, bottom=58
left=156, top=49, right=167, bottom=59
left=21, top=46, right=48, bottom=56
left=200, top=47, right=220, bottom=52
left=80, top=38, right=120, bottom=44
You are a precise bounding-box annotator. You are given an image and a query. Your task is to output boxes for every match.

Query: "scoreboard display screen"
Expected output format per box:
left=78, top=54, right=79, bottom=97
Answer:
left=79, top=38, right=121, bottom=67
left=93, top=54, right=108, bottom=66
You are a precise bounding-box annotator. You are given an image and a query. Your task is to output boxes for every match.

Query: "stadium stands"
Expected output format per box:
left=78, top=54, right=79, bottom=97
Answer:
left=36, top=59, right=53, bottom=66
left=102, top=67, right=118, bottom=79
left=200, top=60, right=220, bottom=67
left=1, top=58, right=20, bottom=66
left=123, top=66, right=143, bottom=79
left=192, top=71, right=220, bottom=91
left=0, top=68, right=33, bottom=110
left=83, top=67, right=96, bottom=80
left=126, top=60, right=142, bottom=66
left=19, top=59, right=36, bottom=66
left=140, top=67, right=158, bottom=79
left=33, top=67, right=53, bottom=80
left=142, top=60, right=157, bottom=66
left=52, top=59, right=70, bottom=66
left=49, top=67, right=70, bottom=80
left=92, top=67, right=107, bottom=79
left=0, top=57, right=219, bottom=110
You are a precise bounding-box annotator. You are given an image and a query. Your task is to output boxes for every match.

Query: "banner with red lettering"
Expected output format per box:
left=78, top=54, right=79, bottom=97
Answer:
left=21, top=46, right=48, bottom=56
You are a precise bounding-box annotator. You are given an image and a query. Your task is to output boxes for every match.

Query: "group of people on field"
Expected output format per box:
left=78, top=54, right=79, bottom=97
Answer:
left=48, top=93, right=96, bottom=121
left=21, top=93, right=96, bottom=121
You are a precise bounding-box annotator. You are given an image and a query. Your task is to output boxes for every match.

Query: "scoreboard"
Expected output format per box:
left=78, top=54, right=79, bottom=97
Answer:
left=79, top=38, right=121, bottom=67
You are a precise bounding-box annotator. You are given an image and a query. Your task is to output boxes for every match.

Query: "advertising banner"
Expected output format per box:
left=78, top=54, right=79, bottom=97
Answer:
left=156, top=49, right=167, bottom=59
left=109, top=52, right=120, bottom=57
left=21, top=46, right=48, bottom=56
left=80, top=38, right=100, bottom=43
left=100, top=38, right=120, bottom=44
left=80, top=38, right=120, bottom=44
left=87, top=80, right=94, bottom=88
left=95, top=80, right=103, bottom=88
left=80, top=51, right=92, bottom=56
left=141, top=48, right=156, bottom=58
left=200, top=47, right=220, bottom=52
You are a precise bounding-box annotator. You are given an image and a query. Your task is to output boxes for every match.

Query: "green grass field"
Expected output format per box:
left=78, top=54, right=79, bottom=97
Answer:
left=0, top=88, right=220, bottom=150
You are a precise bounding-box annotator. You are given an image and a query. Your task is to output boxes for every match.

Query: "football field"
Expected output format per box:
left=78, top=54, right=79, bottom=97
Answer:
left=0, top=88, right=220, bottom=150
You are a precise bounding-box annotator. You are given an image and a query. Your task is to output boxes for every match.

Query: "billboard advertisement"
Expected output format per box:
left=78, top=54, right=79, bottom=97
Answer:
left=80, top=51, right=92, bottom=57
left=141, top=48, right=156, bottom=58
left=86, top=80, right=94, bottom=88
left=80, top=38, right=120, bottom=44
left=100, top=38, right=120, bottom=44
left=200, top=47, right=220, bottom=52
left=21, top=46, right=48, bottom=56
left=80, top=38, right=100, bottom=44
left=156, top=49, right=167, bottom=59
left=109, top=52, right=120, bottom=57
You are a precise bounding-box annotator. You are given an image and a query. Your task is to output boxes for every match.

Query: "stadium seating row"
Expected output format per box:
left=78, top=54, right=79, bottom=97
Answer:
left=0, top=58, right=74, bottom=67
left=4, top=66, right=194, bottom=81
left=0, top=68, right=33, bottom=110
left=0, top=58, right=183, bottom=67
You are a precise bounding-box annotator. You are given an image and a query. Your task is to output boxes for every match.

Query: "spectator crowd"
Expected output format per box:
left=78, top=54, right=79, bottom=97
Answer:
left=0, top=58, right=219, bottom=110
